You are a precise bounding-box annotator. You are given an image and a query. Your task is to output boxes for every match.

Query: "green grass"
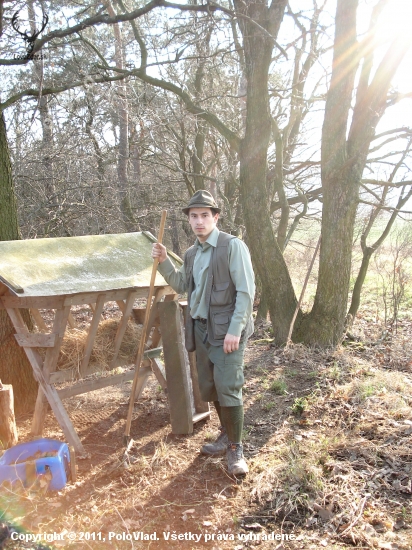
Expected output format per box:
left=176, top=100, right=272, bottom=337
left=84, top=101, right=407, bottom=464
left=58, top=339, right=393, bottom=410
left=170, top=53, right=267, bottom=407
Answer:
left=292, top=396, right=307, bottom=415
left=270, top=378, right=288, bottom=395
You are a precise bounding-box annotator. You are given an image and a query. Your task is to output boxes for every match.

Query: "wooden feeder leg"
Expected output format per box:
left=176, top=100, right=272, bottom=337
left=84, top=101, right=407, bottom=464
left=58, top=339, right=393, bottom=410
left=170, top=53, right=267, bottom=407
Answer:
left=0, top=382, right=18, bottom=449
left=6, top=308, right=86, bottom=456
left=31, top=305, right=71, bottom=436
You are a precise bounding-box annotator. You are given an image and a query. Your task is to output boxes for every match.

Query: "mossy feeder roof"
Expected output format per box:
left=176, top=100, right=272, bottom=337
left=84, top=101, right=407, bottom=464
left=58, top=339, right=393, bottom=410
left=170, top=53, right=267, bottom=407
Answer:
left=0, top=232, right=180, bottom=297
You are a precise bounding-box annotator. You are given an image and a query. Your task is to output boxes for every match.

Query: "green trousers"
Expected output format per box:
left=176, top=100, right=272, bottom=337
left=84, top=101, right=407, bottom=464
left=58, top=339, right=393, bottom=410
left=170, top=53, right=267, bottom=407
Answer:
left=194, top=319, right=245, bottom=407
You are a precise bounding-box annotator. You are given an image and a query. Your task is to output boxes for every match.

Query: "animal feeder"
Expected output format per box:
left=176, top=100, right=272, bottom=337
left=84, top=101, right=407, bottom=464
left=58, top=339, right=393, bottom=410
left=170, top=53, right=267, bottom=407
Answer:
left=0, top=232, right=209, bottom=456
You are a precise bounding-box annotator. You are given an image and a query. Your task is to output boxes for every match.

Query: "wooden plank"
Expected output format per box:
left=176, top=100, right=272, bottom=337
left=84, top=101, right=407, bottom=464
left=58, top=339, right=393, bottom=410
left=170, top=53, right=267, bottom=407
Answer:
left=1, top=295, right=65, bottom=309
left=150, top=358, right=167, bottom=391
left=14, top=333, right=57, bottom=348
left=116, top=300, right=126, bottom=314
left=30, top=308, right=48, bottom=332
left=158, top=300, right=194, bottom=434
left=49, top=348, right=163, bottom=384
left=181, top=305, right=209, bottom=415
left=0, top=282, right=8, bottom=296
left=5, top=307, right=87, bottom=457
left=0, top=274, right=24, bottom=295
left=57, top=365, right=152, bottom=400
left=133, top=369, right=152, bottom=402
left=64, top=287, right=149, bottom=307
left=188, top=350, right=210, bottom=415
left=192, top=411, right=211, bottom=424
left=149, top=293, right=177, bottom=349
left=31, top=305, right=72, bottom=435
left=142, top=287, right=169, bottom=350
left=68, top=313, right=76, bottom=329
left=49, top=369, right=78, bottom=384
left=109, top=290, right=138, bottom=369
left=79, top=294, right=106, bottom=377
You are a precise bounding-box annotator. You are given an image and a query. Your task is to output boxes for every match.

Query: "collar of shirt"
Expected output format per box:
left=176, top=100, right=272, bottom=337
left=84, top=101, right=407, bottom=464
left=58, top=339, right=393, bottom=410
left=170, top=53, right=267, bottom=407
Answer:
left=196, top=227, right=220, bottom=251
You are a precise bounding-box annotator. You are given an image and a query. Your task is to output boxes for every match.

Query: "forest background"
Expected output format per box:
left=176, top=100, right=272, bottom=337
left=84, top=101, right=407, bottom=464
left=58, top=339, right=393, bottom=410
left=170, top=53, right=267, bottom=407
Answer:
left=0, top=0, right=412, bottom=412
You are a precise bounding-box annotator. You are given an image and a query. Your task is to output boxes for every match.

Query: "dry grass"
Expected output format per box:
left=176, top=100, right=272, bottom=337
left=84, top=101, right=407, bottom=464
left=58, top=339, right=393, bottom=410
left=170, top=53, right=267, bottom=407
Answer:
left=4, top=306, right=412, bottom=549
left=235, top=334, right=412, bottom=549
left=54, top=319, right=142, bottom=371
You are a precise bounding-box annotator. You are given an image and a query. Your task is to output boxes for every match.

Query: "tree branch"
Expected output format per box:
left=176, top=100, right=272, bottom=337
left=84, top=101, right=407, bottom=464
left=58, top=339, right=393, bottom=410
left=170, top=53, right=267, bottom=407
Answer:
left=97, top=65, right=241, bottom=151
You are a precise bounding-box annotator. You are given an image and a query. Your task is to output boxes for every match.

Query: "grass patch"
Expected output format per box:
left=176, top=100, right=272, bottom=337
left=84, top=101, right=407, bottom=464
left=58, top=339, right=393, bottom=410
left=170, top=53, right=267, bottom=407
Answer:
left=269, top=378, right=288, bottom=395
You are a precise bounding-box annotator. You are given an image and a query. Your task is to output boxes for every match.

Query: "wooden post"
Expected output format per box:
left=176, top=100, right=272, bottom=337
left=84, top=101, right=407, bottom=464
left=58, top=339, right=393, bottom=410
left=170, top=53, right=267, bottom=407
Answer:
left=158, top=300, right=195, bottom=434
left=0, top=380, right=18, bottom=449
left=32, top=305, right=71, bottom=435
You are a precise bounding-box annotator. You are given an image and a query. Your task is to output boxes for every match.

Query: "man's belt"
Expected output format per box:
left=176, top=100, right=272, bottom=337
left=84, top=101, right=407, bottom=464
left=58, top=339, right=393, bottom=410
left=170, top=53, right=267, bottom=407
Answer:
left=196, top=318, right=207, bottom=325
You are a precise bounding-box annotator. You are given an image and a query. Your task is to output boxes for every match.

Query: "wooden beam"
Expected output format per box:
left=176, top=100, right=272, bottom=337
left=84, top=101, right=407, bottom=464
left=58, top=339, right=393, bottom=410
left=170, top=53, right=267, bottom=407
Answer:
left=64, top=287, right=148, bottom=307
left=49, top=348, right=163, bottom=384
left=109, top=290, right=138, bottom=369
left=1, top=295, right=65, bottom=309
left=67, top=313, right=76, bottom=329
left=158, top=300, right=194, bottom=434
left=150, top=358, right=167, bottom=391
left=14, top=333, right=57, bottom=348
left=49, top=369, right=77, bottom=384
left=116, top=300, right=126, bottom=314
left=5, top=307, right=87, bottom=457
left=193, top=411, right=211, bottom=424
left=188, top=350, right=210, bottom=415
left=57, top=365, right=152, bottom=400
left=79, top=294, right=105, bottom=377
left=30, top=308, right=48, bottom=332
left=31, top=305, right=72, bottom=435
left=180, top=305, right=210, bottom=416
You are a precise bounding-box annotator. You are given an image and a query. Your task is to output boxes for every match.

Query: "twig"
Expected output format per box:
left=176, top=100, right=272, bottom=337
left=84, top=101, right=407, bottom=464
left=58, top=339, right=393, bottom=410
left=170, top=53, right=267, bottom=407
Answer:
left=339, top=496, right=368, bottom=536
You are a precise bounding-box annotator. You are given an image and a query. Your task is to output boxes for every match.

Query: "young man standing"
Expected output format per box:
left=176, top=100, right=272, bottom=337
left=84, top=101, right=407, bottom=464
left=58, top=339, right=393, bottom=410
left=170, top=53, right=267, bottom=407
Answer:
left=152, top=190, right=255, bottom=475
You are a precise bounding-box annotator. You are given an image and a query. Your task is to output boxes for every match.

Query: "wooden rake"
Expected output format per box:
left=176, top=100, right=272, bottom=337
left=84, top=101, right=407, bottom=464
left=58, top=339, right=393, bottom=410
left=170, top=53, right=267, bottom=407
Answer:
left=123, top=210, right=167, bottom=446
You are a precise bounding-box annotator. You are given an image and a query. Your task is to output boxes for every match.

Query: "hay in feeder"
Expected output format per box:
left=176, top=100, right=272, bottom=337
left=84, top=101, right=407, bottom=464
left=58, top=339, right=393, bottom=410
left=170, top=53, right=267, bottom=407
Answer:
left=56, top=318, right=142, bottom=371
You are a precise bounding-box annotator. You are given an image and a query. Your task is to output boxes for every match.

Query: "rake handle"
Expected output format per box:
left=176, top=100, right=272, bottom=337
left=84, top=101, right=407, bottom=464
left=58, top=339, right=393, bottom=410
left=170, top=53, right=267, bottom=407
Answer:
left=124, top=210, right=167, bottom=442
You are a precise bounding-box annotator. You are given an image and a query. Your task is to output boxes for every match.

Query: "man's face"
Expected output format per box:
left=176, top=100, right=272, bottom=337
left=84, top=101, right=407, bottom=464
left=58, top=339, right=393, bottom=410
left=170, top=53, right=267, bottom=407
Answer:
left=188, top=207, right=219, bottom=242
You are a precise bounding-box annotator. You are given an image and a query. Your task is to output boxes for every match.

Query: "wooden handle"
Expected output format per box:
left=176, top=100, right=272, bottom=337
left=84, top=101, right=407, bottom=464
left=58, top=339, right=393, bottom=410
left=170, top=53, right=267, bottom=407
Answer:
left=124, top=210, right=167, bottom=442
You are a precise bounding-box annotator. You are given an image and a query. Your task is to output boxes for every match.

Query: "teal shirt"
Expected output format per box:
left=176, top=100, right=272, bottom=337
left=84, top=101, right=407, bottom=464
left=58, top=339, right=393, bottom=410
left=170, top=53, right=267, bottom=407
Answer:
left=158, top=228, right=255, bottom=337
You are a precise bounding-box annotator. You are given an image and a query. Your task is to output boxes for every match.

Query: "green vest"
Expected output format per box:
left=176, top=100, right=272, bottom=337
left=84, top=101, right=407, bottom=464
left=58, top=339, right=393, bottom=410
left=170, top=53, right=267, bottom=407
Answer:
left=184, top=231, right=254, bottom=351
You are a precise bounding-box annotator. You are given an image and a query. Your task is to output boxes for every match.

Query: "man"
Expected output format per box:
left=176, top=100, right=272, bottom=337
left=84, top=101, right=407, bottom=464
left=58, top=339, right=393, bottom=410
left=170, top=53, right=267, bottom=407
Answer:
left=152, top=190, right=255, bottom=475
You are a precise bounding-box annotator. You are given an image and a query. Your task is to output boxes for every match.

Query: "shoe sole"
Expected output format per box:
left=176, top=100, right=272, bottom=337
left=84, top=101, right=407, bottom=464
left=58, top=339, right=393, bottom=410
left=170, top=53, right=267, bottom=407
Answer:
left=228, top=467, right=249, bottom=476
left=200, top=447, right=227, bottom=457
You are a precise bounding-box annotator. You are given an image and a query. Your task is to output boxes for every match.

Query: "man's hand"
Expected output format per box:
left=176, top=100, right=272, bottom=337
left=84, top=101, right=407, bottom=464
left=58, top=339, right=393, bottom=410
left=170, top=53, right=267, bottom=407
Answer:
left=152, top=243, right=167, bottom=263
left=223, top=333, right=240, bottom=354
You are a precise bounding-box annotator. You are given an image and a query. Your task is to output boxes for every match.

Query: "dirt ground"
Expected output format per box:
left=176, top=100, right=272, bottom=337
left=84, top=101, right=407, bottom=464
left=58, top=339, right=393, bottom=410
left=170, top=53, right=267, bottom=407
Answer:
left=1, top=311, right=412, bottom=550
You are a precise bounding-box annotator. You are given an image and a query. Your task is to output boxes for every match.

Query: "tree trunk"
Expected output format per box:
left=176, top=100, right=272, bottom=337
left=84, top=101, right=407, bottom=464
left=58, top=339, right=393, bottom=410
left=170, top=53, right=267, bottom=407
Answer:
left=295, top=173, right=359, bottom=344
left=0, top=113, right=38, bottom=415
left=106, top=1, right=136, bottom=231
left=234, top=0, right=298, bottom=343
left=293, top=0, right=360, bottom=345
left=347, top=248, right=373, bottom=322
left=295, top=0, right=410, bottom=345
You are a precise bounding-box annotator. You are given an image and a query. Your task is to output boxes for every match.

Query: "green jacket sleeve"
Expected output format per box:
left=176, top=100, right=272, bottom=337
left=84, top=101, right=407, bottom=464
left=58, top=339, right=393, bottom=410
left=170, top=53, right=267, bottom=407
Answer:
left=227, top=239, right=255, bottom=337
left=157, top=256, right=188, bottom=295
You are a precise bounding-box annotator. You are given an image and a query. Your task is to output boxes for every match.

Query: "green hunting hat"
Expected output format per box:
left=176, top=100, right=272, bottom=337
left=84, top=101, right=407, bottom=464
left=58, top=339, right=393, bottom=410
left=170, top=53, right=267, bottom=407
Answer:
left=182, top=190, right=221, bottom=215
